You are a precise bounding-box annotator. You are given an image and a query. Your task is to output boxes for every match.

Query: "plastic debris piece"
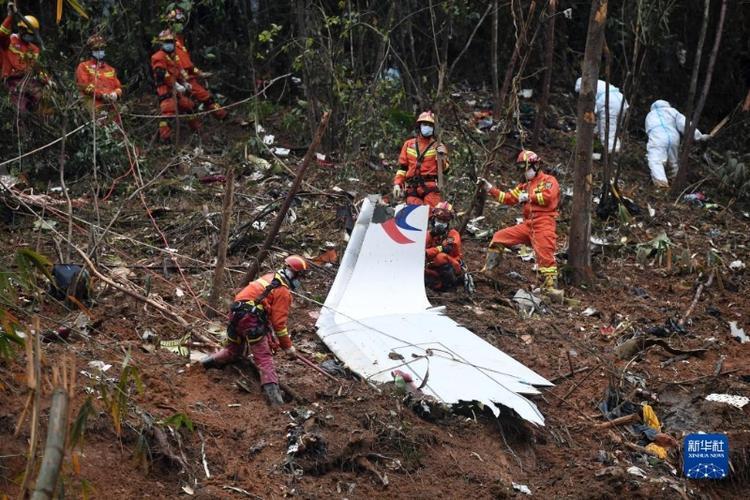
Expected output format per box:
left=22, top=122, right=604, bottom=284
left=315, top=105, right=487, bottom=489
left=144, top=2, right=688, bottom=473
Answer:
left=513, top=289, right=544, bottom=316
left=519, top=88, right=533, bottom=98
left=182, top=485, right=194, bottom=495
left=627, top=466, right=647, bottom=478
left=647, top=203, right=656, bottom=217
left=88, top=360, right=112, bottom=372
left=729, top=321, right=749, bottom=343
left=263, top=134, right=275, bottom=145
left=729, top=260, right=745, bottom=271
left=271, top=147, right=290, bottom=157
left=705, top=394, right=749, bottom=409
left=512, top=483, right=532, bottom=495
left=582, top=307, right=599, bottom=317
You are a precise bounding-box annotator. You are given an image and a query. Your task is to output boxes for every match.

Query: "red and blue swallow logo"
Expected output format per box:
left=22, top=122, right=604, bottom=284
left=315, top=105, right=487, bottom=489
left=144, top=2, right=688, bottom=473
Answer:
left=380, top=205, right=420, bottom=244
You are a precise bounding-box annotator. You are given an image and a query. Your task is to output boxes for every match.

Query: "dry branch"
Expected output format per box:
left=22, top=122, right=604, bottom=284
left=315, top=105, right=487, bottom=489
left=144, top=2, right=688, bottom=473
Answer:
left=31, top=387, right=70, bottom=500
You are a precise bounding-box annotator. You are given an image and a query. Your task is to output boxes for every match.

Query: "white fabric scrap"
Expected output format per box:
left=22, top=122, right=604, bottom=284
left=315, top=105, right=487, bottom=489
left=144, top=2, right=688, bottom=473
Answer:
left=705, top=394, right=749, bottom=409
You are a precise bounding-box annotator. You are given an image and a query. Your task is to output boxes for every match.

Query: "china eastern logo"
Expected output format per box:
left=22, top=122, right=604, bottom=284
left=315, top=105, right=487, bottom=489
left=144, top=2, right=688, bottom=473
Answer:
left=379, top=204, right=420, bottom=244
left=683, top=433, right=729, bottom=479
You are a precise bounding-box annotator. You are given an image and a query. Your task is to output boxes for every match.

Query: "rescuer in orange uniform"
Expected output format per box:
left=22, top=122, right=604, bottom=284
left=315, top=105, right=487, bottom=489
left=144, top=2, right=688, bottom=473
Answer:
left=201, top=256, right=308, bottom=406
left=392, top=111, right=449, bottom=207
left=479, top=150, right=561, bottom=292
left=164, top=7, right=227, bottom=120
left=0, top=3, right=50, bottom=113
left=75, top=35, right=122, bottom=123
left=425, top=201, right=464, bottom=291
left=151, top=29, right=201, bottom=142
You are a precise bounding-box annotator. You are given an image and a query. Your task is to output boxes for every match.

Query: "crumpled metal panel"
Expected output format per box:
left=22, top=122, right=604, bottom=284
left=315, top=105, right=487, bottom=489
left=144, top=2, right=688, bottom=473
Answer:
left=316, top=196, right=552, bottom=425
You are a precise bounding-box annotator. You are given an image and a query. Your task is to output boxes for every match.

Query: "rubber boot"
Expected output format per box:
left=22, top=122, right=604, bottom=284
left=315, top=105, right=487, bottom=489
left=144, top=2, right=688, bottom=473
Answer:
left=541, top=272, right=564, bottom=301
left=481, top=248, right=502, bottom=273
left=262, top=383, right=284, bottom=406
left=200, top=343, right=242, bottom=369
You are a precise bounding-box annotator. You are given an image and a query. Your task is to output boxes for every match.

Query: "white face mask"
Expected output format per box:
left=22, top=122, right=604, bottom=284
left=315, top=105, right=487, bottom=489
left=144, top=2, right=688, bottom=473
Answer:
left=420, top=124, right=434, bottom=137
left=92, top=50, right=105, bottom=60
left=525, top=168, right=537, bottom=181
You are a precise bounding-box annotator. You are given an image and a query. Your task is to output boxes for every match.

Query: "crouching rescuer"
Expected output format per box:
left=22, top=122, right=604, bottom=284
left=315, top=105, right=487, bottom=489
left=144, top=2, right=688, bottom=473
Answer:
left=478, top=150, right=561, bottom=293
left=201, top=255, right=309, bottom=406
left=424, top=202, right=464, bottom=291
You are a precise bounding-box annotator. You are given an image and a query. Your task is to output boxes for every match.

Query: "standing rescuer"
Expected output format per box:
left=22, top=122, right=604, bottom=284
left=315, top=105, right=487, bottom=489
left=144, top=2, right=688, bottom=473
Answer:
left=0, top=2, right=51, bottom=113
left=392, top=111, right=449, bottom=207
left=479, top=150, right=561, bottom=293
left=75, top=34, right=122, bottom=123
left=424, top=201, right=464, bottom=291
left=201, top=255, right=308, bottom=406
left=151, top=29, right=201, bottom=142
left=164, top=7, right=227, bottom=120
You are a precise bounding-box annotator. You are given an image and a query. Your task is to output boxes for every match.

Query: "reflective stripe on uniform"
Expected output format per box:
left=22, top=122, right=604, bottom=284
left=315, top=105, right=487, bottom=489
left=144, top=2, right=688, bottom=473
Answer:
left=538, top=266, right=557, bottom=275
left=275, top=328, right=289, bottom=337
left=0, top=25, right=11, bottom=35
left=497, top=191, right=506, bottom=203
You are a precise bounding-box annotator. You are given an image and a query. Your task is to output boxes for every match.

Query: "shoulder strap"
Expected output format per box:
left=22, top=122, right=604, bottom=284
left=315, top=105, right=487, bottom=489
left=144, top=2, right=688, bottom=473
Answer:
left=414, top=140, right=437, bottom=176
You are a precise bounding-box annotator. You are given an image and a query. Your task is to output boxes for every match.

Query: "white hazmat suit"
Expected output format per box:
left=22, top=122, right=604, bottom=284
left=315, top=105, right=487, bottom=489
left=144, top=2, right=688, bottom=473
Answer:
left=644, top=100, right=709, bottom=187
left=575, top=78, right=629, bottom=153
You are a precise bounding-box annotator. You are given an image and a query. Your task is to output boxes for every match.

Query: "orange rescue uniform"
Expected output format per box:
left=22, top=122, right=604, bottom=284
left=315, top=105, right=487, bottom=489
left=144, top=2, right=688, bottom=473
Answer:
left=234, top=272, right=293, bottom=349
left=75, top=58, right=122, bottom=121
left=151, top=48, right=200, bottom=140
left=489, top=171, right=560, bottom=278
left=174, top=35, right=226, bottom=119
left=393, top=136, right=449, bottom=207
left=0, top=15, right=45, bottom=112
left=425, top=228, right=463, bottom=290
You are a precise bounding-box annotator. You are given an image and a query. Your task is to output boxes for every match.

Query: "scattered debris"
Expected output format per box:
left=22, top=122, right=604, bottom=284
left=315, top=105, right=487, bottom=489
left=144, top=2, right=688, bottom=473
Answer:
left=705, top=394, right=749, bottom=409
left=271, top=147, right=290, bottom=157
left=512, top=482, right=532, bottom=495
left=581, top=307, right=599, bottom=317
left=729, top=260, right=745, bottom=271
left=729, top=321, right=749, bottom=343
left=88, top=360, right=112, bottom=372
left=627, top=466, right=647, bottom=478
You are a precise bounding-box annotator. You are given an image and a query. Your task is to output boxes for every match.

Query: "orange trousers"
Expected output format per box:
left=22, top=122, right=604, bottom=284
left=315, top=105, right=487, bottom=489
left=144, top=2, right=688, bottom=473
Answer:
left=188, top=78, right=227, bottom=119
left=490, top=215, right=557, bottom=269
left=158, top=95, right=201, bottom=141
left=405, top=181, right=442, bottom=207
left=425, top=252, right=462, bottom=291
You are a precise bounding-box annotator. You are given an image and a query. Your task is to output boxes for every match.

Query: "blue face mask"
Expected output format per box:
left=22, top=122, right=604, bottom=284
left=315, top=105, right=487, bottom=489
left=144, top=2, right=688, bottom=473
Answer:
left=92, top=50, right=105, bottom=60
left=21, top=33, right=35, bottom=43
left=420, top=124, right=434, bottom=137
left=162, top=42, right=175, bottom=53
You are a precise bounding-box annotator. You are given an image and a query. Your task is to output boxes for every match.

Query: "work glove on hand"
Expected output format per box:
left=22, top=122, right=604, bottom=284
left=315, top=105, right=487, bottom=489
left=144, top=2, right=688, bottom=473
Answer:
left=108, top=92, right=119, bottom=102
left=518, top=192, right=529, bottom=203
left=436, top=144, right=447, bottom=155
left=7, top=2, right=16, bottom=15
left=477, top=177, right=492, bottom=193
left=184, top=82, right=192, bottom=92
left=283, top=345, right=297, bottom=360
left=699, top=133, right=711, bottom=142
left=174, top=82, right=187, bottom=94
left=392, top=184, right=403, bottom=199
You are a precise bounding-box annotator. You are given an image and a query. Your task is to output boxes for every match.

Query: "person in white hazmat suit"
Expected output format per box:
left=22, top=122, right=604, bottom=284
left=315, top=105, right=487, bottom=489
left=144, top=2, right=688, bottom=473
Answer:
left=644, top=100, right=710, bottom=188
left=574, top=78, right=628, bottom=153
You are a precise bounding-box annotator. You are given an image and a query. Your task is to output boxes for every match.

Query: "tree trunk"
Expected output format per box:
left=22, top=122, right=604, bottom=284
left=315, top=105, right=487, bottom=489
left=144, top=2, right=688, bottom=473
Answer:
left=531, top=0, right=557, bottom=148
left=207, top=166, right=235, bottom=314
left=30, top=388, right=69, bottom=500
left=497, top=1, right=537, bottom=117
left=671, top=0, right=727, bottom=195
left=569, top=0, right=608, bottom=286
left=491, top=0, right=500, bottom=121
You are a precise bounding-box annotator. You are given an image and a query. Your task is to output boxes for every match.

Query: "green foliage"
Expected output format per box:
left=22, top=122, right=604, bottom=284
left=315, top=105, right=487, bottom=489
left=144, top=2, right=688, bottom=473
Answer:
left=0, top=309, right=24, bottom=360
left=14, top=248, right=53, bottom=291
left=98, top=351, right=143, bottom=437
left=159, top=412, right=194, bottom=432
left=69, top=397, right=95, bottom=449
left=717, top=153, right=750, bottom=199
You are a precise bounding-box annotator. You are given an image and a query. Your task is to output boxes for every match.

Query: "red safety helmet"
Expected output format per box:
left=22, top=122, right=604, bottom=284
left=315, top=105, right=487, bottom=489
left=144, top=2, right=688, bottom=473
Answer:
left=86, top=34, right=106, bottom=49
left=284, top=255, right=309, bottom=275
left=157, top=29, right=176, bottom=42
left=416, top=111, right=435, bottom=125
left=516, top=149, right=540, bottom=165
left=431, top=201, right=454, bottom=222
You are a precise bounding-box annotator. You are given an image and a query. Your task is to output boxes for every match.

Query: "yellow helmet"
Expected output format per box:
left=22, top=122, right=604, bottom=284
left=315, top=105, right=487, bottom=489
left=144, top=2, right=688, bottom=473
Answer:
left=416, top=111, right=435, bottom=125
left=18, top=15, right=40, bottom=32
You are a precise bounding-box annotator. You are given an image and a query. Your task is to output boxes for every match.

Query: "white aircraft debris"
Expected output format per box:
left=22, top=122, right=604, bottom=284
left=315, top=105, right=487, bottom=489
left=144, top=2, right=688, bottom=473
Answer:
left=316, top=196, right=552, bottom=425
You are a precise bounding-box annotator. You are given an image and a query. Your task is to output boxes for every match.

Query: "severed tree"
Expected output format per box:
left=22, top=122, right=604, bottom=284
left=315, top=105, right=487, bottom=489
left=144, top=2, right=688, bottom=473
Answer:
left=568, top=0, right=608, bottom=285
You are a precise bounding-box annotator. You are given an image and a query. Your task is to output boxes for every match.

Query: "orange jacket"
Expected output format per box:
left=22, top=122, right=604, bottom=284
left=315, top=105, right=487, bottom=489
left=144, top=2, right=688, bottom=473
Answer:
left=394, top=136, right=449, bottom=185
left=426, top=228, right=462, bottom=262
left=0, top=15, right=41, bottom=79
left=234, top=272, right=293, bottom=348
left=75, top=59, right=122, bottom=100
left=489, top=171, right=560, bottom=219
left=150, top=49, right=186, bottom=97
left=175, top=34, right=200, bottom=77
